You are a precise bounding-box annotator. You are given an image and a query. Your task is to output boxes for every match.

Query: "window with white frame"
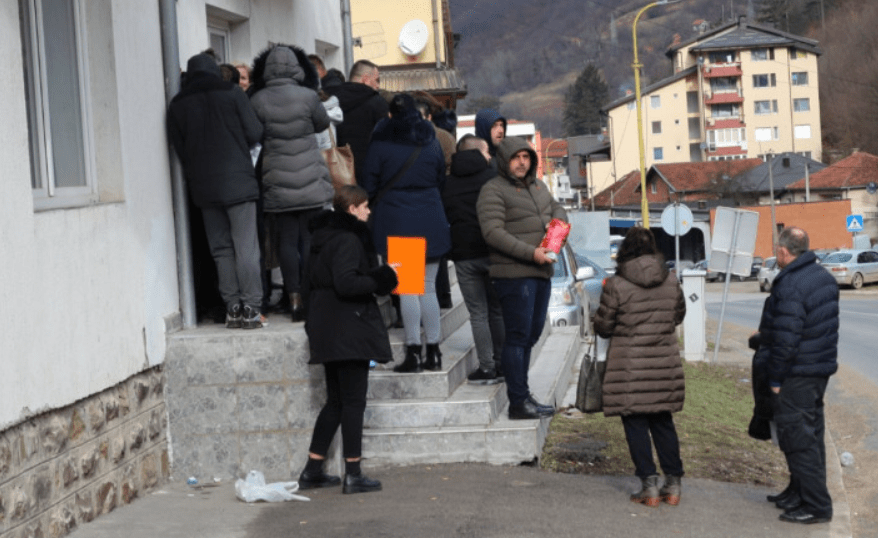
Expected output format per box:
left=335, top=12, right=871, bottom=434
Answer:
left=707, top=128, right=746, bottom=150
left=650, top=95, right=661, bottom=109
left=653, top=147, right=664, bottom=160
left=20, top=0, right=96, bottom=209
left=208, top=20, right=231, bottom=63
left=710, top=77, right=737, bottom=93
left=711, top=103, right=740, bottom=117
left=794, top=125, right=811, bottom=139
left=793, top=98, right=810, bottom=112
left=754, top=127, right=780, bottom=141
left=754, top=100, right=778, bottom=115
left=791, top=72, right=809, bottom=86
left=752, top=73, right=777, bottom=88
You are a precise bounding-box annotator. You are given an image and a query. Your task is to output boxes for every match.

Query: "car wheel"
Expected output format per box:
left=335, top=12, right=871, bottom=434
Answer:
left=851, top=273, right=864, bottom=290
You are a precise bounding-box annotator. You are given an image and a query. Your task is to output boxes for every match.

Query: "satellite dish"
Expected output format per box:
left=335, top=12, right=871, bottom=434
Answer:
left=867, top=182, right=878, bottom=194
left=398, top=19, right=429, bottom=56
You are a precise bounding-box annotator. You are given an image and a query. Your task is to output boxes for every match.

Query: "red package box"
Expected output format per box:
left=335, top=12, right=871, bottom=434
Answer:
left=539, top=218, right=570, bottom=254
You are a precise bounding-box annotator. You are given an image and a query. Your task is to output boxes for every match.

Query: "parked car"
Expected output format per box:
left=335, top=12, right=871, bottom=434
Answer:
left=694, top=260, right=721, bottom=282
left=758, top=257, right=779, bottom=292
left=572, top=252, right=609, bottom=317
left=820, top=249, right=878, bottom=289
left=549, top=244, right=594, bottom=335
left=814, top=249, right=837, bottom=264
left=711, top=255, right=763, bottom=282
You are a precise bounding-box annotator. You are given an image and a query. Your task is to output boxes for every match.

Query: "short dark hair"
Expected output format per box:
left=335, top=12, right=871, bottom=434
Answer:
left=307, top=54, right=325, bottom=71
left=616, top=227, right=659, bottom=265
left=350, top=60, right=378, bottom=82
left=457, top=134, right=488, bottom=152
left=778, top=227, right=809, bottom=257
left=333, top=184, right=369, bottom=213
left=219, top=63, right=240, bottom=84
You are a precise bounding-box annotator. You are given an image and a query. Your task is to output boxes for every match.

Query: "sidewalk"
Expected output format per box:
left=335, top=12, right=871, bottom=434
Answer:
left=66, top=319, right=851, bottom=538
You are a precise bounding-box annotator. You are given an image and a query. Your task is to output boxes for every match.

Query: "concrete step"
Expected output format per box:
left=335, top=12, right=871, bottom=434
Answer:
left=362, top=326, right=582, bottom=467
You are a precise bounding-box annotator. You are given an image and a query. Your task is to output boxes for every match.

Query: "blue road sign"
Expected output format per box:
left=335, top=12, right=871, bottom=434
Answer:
left=846, top=214, right=864, bottom=232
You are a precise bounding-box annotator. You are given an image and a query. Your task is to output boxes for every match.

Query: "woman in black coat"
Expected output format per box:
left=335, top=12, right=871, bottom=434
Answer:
left=297, top=185, right=398, bottom=495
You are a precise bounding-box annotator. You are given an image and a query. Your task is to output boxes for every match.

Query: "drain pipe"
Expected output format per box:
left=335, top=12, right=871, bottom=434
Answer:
left=159, top=0, right=197, bottom=329
left=341, top=0, right=354, bottom=76
left=432, top=0, right=442, bottom=68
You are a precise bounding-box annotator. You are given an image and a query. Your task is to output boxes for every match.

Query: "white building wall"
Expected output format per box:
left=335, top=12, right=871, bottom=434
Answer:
left=1, top=0, right=179, bottom=429
left=1, top=0, right=344, bottom=430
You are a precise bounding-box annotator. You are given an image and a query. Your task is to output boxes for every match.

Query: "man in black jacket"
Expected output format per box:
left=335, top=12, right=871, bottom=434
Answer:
left=167, top=53, right=265, bottom=329
left=757, top=227, right=838, bottom=524
left=442, top=136, right=505, bottom=384
left=325, top=60, right=389, bottom=181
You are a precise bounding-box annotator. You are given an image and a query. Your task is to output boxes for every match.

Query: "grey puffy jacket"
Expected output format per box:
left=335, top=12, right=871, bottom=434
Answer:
left=250, top=46, right=332, bottom=212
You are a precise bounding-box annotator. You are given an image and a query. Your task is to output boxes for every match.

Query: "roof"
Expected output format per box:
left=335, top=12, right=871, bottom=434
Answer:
left=541, top=138, right=568, bottom=157
left=667, top=19, right=822, bottom=56
left=379, top=67, right=467, bottom=96
left=652, top=159, right=763, bottom=192
left=601, top=66, right=697, bottom=112
left=787, top=151, right=878, bottom=190
left=589, top=170, right=644, bottom=207
left=735, top=152, right=827, bottom=192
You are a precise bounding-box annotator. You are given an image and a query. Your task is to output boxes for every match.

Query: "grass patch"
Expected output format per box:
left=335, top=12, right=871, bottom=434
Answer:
left=542, top=361, right=787, bottom=487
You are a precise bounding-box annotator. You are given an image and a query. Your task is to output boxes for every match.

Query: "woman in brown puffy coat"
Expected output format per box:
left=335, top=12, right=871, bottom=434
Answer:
left=594, top=227, right=686, bottom=507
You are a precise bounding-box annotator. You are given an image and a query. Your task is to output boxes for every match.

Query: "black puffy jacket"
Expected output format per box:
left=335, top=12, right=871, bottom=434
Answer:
left=755, top=250, right=839, bottom=386
left=442, top=149, right=495, bottom=261
left=167, top=54, right=262, bottom=208
left=304, top=210, right=397, bottom=364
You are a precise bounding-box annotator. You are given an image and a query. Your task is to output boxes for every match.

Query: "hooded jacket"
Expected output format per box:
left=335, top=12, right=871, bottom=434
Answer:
left=442, top=149, right=495, bottom=261
left=167, top=53, right=262, bottom=208
left=594, top=254, right=686, bottom=417
left=361, top=114, right=451, bottom=259
left=305, top=210, right=397, bottom=364
left=326, top=81, right=390, bottom=180
left=475, top=109, right=507, bottom=157
left=249, top=45, right=332, bottom=212
left=753, top=250, right=839, bottom=386
left=476, top=137, right=567, bottom=279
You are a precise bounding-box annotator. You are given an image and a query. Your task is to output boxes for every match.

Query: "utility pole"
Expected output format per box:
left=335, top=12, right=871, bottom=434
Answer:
left=768, top=153, right=778, bottom=256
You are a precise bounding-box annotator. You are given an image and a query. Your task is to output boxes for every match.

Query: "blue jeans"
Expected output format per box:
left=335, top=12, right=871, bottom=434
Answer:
left=492, top=278, right=551, bottom=406
left=455, top=258, right=504, bottom=371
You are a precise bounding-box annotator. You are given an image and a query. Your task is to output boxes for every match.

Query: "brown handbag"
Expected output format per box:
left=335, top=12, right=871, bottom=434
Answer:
left=322, top=128, right=356, bottom=191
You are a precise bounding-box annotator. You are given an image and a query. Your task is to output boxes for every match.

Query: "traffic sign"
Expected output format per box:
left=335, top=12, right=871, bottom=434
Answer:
left=660, top=204, right=693, bottom=236
left=846, top=214, right=864, bottom=232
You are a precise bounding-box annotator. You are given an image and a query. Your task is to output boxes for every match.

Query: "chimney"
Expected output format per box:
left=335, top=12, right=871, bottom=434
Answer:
left=739, top=15, right=747, bottom=27
left=782, top=157, right=790, bottom=168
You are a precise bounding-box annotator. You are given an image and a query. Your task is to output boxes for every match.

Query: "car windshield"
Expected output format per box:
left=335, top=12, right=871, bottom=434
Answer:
left=823, top=253, right=852, bottom=263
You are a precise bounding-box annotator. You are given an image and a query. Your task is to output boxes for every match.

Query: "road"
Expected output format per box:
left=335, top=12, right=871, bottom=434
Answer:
left=705, top=280, right=878, bottom=385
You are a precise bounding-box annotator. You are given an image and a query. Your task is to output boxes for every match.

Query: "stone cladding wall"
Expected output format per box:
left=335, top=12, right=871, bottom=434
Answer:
left=0, top=367, right=169, bottom=538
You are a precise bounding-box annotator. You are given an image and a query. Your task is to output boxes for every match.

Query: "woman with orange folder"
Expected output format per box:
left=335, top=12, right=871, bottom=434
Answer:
left=362, top=93, right=451, bottom=373
left=298, top=185, right=398, bottom=494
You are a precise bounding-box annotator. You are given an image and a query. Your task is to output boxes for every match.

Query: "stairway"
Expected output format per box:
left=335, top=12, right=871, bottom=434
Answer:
left=163, top=264, right=583, bottom=481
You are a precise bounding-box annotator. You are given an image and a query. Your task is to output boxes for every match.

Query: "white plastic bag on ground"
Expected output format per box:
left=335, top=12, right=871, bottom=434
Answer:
left=234, top=470, right=310, bottom=502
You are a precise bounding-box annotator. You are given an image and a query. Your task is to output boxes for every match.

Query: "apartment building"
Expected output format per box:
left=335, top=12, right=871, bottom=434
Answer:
left=589, top=17, right=822, bottom=199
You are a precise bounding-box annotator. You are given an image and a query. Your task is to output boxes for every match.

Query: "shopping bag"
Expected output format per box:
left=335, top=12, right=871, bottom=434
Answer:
left=575, top=339, right=606, bottom=413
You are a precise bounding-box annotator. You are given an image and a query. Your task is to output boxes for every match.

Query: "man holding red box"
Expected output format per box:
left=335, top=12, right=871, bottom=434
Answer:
left=477, top=137, right=568, bottom=420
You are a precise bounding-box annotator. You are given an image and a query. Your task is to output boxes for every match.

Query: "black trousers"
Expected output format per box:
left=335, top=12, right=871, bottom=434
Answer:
left=621, top=412, right=685, bottom=479
left=773, top=376, right=832, bottom=517
left=308, top=360, right=370, bottom=459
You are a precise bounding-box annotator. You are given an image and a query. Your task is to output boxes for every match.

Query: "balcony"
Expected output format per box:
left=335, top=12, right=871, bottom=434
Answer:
left=703, top=65, right=743, bottom=78
left=705, top=91, right=744, bottom=105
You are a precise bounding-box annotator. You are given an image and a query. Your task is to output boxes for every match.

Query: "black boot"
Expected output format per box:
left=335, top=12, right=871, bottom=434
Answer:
left=290, top=292, right=304, bottom=322
left=423, top=343, right=442, bottom=371
left=394, top=345, right=423, bottom=373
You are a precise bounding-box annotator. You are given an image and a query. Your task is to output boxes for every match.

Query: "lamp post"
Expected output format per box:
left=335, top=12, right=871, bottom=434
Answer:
left=632, top=0, right=678, bottom=228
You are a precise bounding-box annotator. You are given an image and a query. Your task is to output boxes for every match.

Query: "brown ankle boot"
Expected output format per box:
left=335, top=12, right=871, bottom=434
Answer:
left=630, top=475, right=660, bottom=507
left=660, top=475, right=681, bottom=506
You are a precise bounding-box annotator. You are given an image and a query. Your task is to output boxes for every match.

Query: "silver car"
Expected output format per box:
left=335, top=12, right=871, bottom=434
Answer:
left=757, top=257, right=779, bottom=292
left=821, top=249, right=878, bottom=289
left=549, top=245, right=594, bottom=335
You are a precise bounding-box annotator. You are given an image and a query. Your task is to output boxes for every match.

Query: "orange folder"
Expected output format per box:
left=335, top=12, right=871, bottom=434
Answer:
left=387, top=236, right=426, bottom=295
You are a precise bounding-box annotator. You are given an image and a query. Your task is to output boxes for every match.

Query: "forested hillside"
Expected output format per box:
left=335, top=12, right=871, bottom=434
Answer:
left=450, top=0, right=844, bottom=143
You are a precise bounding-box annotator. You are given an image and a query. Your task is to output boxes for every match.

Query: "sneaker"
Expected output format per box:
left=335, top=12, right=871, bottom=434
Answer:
left=468, top=368, right=502, bottom=385
left=242, top=305, right=266, bottom=329
left=225, top=303, right=243, bottom=329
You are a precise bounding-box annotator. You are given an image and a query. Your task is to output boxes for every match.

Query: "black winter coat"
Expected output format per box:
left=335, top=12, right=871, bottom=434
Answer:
left=754, top=250, right=839, bottom=386
left=167, top=54, right=262, bottom=208
left=304, top=210, right=398, bottom=364
left=442, top=150, right=494, bottom=261
left=326, top=82, right=389, bottom=179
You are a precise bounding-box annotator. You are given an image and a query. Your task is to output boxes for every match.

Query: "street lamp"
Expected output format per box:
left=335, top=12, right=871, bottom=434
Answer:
left=632, top=0, right=679, bottom=228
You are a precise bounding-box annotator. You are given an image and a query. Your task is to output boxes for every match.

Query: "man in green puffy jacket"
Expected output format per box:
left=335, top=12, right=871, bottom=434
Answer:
left=477, top=137, right=567, bottom=420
